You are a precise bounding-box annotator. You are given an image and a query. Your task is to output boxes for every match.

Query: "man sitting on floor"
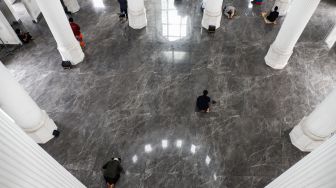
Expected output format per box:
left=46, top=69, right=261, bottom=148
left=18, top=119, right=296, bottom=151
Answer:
left=262, top=6, right=279, bottom=24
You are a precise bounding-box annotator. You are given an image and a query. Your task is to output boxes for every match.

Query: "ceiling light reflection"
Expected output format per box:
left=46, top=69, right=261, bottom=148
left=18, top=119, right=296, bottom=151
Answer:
left=92, top=0, right=105, bottom=8
left=162, top=139, right=168, bottom=149
left=132, top=155, right=138, bottom=163
left=145, top=144, right=152, bottom=153
left=176, top=140, right=183, bottom=148
left=213, top=173, right=217, bottom=181
left=190, top=144, right=196, bottom=154
left=205, top=155, right=211, bottom=165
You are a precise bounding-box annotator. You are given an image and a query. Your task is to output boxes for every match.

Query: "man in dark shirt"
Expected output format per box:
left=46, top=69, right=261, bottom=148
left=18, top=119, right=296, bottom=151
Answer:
left=102, top=158, right=123, bottom=188
left=197, top=90, right=211, bottom=113
left=266, top=6, right=279, bottom=23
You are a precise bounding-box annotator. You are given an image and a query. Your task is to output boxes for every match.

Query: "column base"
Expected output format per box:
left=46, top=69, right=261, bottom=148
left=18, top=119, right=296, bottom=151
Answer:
left=264, top=43, right=293, bottom=69
left=58, top=43, right=85, bottom=65
left=201, top=10, right=222, bottom=30
left=63, top=0, right=80, bottom=13
left=24, top=110, right=58, bottom=144
left=289, top=117, right=324, bottom=152
left=128, top=8, right=147, bottom=29
left=273, top=0, right=292, bottom=16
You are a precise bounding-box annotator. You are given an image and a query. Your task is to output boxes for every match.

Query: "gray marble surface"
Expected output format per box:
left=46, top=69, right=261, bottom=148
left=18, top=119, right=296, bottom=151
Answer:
left=2, top=0, right=336, bottom=187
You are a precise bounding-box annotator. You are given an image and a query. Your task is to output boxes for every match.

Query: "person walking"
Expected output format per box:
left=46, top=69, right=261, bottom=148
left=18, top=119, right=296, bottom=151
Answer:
left=118, top=0, right=128, bottom=21
left=102, top=158, right=123, bottom=188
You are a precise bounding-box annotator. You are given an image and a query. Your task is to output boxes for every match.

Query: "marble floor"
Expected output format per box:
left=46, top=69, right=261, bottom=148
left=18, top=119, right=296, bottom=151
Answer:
left=2, top=0, right=336, bottom=187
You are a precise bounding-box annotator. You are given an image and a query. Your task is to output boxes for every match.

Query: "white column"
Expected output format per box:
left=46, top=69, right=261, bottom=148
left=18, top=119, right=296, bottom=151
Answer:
left=63, top=0, right=80, bottom=13
left=0, top=63, right=57, bottom=144
left=0, top=110, right=86, bottom=188
left=272, top=0, right=292, bottom=16
left=325, top=25, right=336, bottom=49
left=290, top=88, right=336, bottom=152
left=264, top=0, right=321, bottom=69
left=201, top=0, right=223, bottom=30
left=128, top=0, right=147, bottom=29
left=0, top=11, right=22, bottom=45
left=266, top=134, right=336, bottom=188
left=22, top=0, right=41, bottom=23
left=35, top=0, right=84, bottom=64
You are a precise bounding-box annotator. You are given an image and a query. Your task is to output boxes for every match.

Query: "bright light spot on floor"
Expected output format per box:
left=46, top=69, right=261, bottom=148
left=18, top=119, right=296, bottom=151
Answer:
left=161, top=0, right=189, bottom=41
left=205, top=155, right=211, bottom=165
left=213, top=173, right=217, bottom=181
left=132, top=155, right=138, bottom=163
left=190, top=144, right=196, bottom=154
left=145, top=144, right=152, bottom=153
left=176, top=140, right=183, bottom=148
left=92, top=0, right=105, bottom=8
left=162, top=139, right=168, bottom=149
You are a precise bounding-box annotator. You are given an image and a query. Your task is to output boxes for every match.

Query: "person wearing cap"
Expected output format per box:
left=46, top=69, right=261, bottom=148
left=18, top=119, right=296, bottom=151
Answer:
left=102, top=158, right=123, bottom=188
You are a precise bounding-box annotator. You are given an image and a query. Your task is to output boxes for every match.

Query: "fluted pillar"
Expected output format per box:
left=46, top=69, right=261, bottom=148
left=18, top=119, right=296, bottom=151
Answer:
left=290, top=88, right=336, bottom=152
left=201, top=0, right=223, bottom=30
left=0, top=110, right=86, bottom=188
left=34, top=0, right=84, bottom=64
left=325, top=25, right=336, bottom=49
left=63, top=0, right=80, bottom=13
left=22, top=0, right=41, bottom=22
left=0, top=62, right=57, bottom=143
left=265, top=0, right=321, bottom=69
left=128, top=0, right=147, bottom=29
left=272, top=0, right=292, bottom=16
left=266, top=134, right=336, bottom=188
left=0, top=11, right=22, bottom=44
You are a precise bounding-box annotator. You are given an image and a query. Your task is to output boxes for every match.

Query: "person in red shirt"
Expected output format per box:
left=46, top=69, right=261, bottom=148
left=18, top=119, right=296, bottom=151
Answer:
left=69, top=17, right=85, bottom=48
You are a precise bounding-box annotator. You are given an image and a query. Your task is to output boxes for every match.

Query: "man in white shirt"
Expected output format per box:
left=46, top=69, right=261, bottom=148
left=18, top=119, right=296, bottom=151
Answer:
left=223, top=5, right=236, bottom=19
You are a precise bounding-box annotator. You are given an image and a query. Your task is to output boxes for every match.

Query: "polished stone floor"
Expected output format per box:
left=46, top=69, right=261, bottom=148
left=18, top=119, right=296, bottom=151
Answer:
left=2, top=0, right=336, bottom=187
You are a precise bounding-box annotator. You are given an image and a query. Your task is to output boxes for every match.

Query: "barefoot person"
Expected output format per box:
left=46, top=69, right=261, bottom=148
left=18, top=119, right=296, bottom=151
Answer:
left=102, top=158, right=123, bottom=188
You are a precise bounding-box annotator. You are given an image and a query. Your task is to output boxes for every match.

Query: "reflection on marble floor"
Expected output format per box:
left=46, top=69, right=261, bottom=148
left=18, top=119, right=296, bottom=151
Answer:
left=2, top=0, right=336, bottom=187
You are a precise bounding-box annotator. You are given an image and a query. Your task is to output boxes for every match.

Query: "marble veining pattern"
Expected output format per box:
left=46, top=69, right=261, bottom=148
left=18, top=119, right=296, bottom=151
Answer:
left=2, top=0, right=336, bottom=187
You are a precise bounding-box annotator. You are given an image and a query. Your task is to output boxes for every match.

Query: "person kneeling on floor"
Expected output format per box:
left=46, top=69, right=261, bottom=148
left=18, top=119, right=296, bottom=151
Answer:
left=15, top=29, right=33, bottom=44
left=69, top=17, right=85, bottom=48
left=223, top=5, right=236, bottom=19
left=262, top=6, right=279, bottom=24
left=102, top=158, right=123, bottom=188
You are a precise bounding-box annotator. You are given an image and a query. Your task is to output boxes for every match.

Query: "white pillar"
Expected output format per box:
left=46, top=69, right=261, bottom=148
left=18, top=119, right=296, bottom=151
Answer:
left=272, top=0, right=292, bottom=16
left=290, top=88, right=336, bottom=152
left=22, top=0, right=41, bottom=22
left=128, top=0, right=147, bottom=29
left=63, top=0, right=80, bottom=13
left=201, top=0, right=223, bottom=30
left=265, top=0, right=321, bottom=69
left=0, top=63, right=57, bottom=143
left=34, top=0, right=84, bottom=64
left=0, top=110, right=86, bottom=188
left=3, top=0, right=20, bottom=22
left=325, top=25, right=336, bottom=49
left=0, top=11, right=22, bottom=45
left=266, top=134, right=336, bottom=188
